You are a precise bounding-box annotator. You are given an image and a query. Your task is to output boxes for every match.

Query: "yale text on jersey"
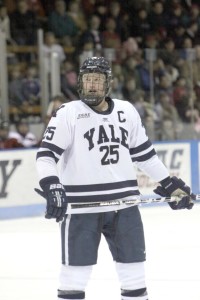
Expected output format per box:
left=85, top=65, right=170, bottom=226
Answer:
left=84, top=124, right=129, bottom=150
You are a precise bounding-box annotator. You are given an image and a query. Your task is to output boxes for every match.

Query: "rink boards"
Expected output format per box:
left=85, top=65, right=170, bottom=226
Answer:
left=0, top=140, right=199, bottom=219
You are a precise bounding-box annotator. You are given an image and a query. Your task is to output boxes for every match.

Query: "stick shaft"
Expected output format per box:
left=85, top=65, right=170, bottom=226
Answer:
left=70, top=194, right=199, bottom=209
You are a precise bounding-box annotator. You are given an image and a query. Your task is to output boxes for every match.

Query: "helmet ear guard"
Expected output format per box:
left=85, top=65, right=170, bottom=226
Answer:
left=78, top=57, right=112, bottom=106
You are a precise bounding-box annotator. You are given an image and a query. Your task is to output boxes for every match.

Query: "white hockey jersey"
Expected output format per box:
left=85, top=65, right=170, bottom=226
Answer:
left=36, top=98, right=169, bottom=213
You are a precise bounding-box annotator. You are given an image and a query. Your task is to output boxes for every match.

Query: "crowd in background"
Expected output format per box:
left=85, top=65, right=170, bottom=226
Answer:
left=0, top=94, right=67, bottom=149
left=1, top=0, right=200, bottom=146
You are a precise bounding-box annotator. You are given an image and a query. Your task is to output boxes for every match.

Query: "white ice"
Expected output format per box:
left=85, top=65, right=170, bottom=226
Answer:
left=0, top=204, right=200, bottom=300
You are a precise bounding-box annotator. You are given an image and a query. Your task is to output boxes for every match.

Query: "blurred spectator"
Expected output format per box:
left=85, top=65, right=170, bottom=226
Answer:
left=48, top=0, right=78, bottom=44
left=10, top=0, right=38, bottom=45
left=8, top=66, right=25, bottom=107
left=130, top=8, right=151, bottom=46
left=79, top=14, right=103, bottom=54
left=164, top=0, right=190, bottom=11
left=39, top=0, right=54, bottom=16
left=153, top=58, right=168, bottom=82
left=27, top=0, right=47, bottom=29
left=154, top=92, right=181, bottom=140
left=185, top=20, right=200, bottom=45
left=118, top=11, right=134, bottom=42
left=28, top=0, right=45, bottom=16
left=136, top=59, right=151, bottom=92
left=144, top=33, right=159, bottom=49
left=148, top=1, right=167, bottom=38
left=194, top=81, right=200, bottom=108
left=175, top=89, right=200, bottom=125
left=123, top=56, right=141, bottom=88
left=158, top=38, right=180, bottom=66
left=67, top=0, right=87, bottom=34
left=60, top=60, right=79, bottom=100
left=81, top=0, right=95, bottom=17
left=110, top=77, right=123, bottom=99
left=121, top=37, right=139, bottom=60
left=166, top=3, right=188, bottom=33
left=173, top=76, right=191, bottom=120
left=0, top=4, right=15, bottom=44
left=112, top=63, right=124, bottom=83
left=184, top=91, right=200, bottom=124
left=188, top=4, right=200, bottom=28
left=107, top=2, right=125, bottom=40
left=122, top=77, right=138, bottom=102
left=193, top=45, right=200, bottom=86
left=21, top=65, right=40, bottom=105
left=61, top=34, right=73, bottom=48
left=102, top=17, right=121, bottom=62
left=134, top=90, right=155, bottom=126
left=42, top=31, right=66, bottom=74
left=122, top=0, right=150, bottom=12
left=79, top=39, right=94, bottom=66
left=131, top=89, right=156, bottom=138
left=179, top=36, right=193, bottom=59
left=9, top=119, right=38, bottom=147
left=153, top=57, right=179, bottom=86
left=102, top=17, right=121, bottom=48
left=3, top=0, right=16, bottom=14
left=155, top=73, right=174, bottom=103
left=173, top=76, right=189, bottom=103
left=176, top=37, right=194, bottom=80
left=165, top=64, right=179, bottom=84
left=0, top=120, right=23, bottom=149
left=93, top=1, right=108, bottom=31
left=171, top=24, right=186, bottom=48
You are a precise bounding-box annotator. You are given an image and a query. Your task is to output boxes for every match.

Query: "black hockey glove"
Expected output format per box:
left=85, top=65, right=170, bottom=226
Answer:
left=35, top=176, right=68, bottom=222
left=153, top=176, right=194, bottom=210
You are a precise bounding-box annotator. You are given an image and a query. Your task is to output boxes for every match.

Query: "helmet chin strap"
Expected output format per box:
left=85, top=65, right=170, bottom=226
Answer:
left=81, top=94, right=105, bottom=106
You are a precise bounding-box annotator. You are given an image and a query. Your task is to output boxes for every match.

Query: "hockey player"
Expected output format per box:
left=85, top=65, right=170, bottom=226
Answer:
left=36, top=57, right=194, bottom=300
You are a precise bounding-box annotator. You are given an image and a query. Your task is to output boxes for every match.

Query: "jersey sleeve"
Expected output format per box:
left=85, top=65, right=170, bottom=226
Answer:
left=36, top=104, right=71, bottom=180
left=129, top=106, right=169, bottom=182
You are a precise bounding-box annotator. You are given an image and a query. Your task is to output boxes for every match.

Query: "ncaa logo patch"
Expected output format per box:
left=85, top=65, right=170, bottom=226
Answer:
left=77, top=113, right=90, bottom=119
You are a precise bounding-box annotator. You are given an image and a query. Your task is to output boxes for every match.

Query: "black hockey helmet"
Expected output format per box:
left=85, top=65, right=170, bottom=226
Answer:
left=78, top=56, right=112, bottom=106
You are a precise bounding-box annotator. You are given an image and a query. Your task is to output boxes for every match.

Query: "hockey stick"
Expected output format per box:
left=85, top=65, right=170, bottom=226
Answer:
left=70, top=194, right=200, bottom=209
left=34, top=188, right=200, bottom=209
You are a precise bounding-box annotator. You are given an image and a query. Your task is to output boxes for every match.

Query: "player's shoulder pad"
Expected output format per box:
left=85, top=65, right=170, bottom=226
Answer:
left=54, top=100, right=80, bottom=115
left=114, top=99, right=138, bottom=113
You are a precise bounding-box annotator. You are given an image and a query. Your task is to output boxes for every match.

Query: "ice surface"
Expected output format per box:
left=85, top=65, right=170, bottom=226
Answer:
left=0, top=204, right=200, bottom=300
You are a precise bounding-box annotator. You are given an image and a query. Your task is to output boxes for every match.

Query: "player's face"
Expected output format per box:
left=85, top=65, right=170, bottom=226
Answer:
left=82, top=73, right=106, bottom=98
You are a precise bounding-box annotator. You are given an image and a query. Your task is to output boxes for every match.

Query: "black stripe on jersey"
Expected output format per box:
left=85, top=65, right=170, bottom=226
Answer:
left=36, top=151, right=59, bottom=163
left=131, top=149, right=156, bottom=162
left=129, top=139, right=152, bottom=155
left=64, top=180, right=137, bottom=192
left=40, top=141, right=64, bottom=156
left=67, top=190, right=140, bottom=203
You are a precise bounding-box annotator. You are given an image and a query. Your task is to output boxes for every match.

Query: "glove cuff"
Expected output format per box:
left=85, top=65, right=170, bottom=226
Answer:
left=159, top=176, right=171, bottom=188
left=39, top=176, right=60, bottom=190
